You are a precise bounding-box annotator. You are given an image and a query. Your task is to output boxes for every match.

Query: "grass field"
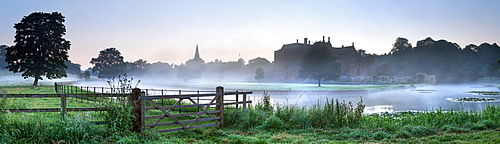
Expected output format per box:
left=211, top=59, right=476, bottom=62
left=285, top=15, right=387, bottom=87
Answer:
left=1, top=82, right=500, bottom=143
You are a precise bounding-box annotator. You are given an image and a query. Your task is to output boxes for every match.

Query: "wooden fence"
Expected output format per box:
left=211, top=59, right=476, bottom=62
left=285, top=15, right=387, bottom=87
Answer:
left=131, top=87, right=252, bottom=132
left=2, top=82, right=252, bottom=132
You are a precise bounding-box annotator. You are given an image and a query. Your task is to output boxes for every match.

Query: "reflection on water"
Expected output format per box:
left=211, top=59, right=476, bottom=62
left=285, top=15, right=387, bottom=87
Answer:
left=365, top=105, right=393, bottom=114
left=250, top=84, right=499, bottom=114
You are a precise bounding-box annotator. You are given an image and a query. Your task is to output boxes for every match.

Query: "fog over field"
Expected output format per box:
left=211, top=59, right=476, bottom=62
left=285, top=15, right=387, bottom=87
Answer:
left=72, top=76, right=500, bottom=114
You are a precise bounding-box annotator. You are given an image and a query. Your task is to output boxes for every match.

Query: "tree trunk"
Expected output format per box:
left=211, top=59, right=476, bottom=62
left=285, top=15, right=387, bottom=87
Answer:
left=318, top=79, right=321, bottom=87
left=33, top=78, right=39, bottom=87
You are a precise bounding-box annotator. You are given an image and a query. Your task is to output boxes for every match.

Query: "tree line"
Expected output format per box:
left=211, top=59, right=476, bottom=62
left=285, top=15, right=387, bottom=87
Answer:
left=377, top=37, right=500, bottom=83
left=1, top=12, right=499, bottom=86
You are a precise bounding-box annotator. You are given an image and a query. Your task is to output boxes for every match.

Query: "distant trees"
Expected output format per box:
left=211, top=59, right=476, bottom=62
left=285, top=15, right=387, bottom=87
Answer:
left=380, top=37, right=500, bottom=83
left=255, top=67, right=264, bottom=84
left=298, top=42, right=341, bottom=87
left=90, top=48, right=125, bottom=78
left=0, top=45, right=7, bottom=69
left=79, top=71, right=91, bottom=80
left=127, top=59, right=149, bottom=75
left=390, top=37, right=413, bottom=54
left=5, top=12, right=70, bottom=86
left=65, top=60, right=82, bottom=75
left=176, top=58, right=205, bottom=82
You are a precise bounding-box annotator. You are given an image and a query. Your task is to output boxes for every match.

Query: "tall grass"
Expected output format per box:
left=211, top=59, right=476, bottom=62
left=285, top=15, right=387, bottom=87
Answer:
left=361, top=105, right=500, bottom=137
left=225, top=93, right=500, bottom=140
left=225, top=94, right=366, bottom=130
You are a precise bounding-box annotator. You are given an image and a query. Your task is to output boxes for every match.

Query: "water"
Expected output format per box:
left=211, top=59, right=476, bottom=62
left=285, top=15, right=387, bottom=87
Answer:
left=249, top=84, right=499, bottom=114
left=77, top=80, right=499, bottom=114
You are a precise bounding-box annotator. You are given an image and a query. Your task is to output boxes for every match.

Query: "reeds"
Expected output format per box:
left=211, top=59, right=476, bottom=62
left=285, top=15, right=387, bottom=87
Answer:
left=225, top=94, right=365, bottom=130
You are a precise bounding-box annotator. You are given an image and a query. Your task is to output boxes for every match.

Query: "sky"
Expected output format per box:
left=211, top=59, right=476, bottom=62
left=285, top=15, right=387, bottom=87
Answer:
left=1, top=0, right=499, bottom=69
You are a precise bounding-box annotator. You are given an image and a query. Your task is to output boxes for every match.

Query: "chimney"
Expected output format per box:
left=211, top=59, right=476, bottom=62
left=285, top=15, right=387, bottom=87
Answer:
left=323, top=36, right=325, bottom=42
left=328, top=37, right=330, bottom=43
left=304, top=38, right=308, bottom=44
left=352, top=42, right=354, bottom=47
left=296, top=39, right=298, bottom=43
left=308, top=41, right=310, bottom=45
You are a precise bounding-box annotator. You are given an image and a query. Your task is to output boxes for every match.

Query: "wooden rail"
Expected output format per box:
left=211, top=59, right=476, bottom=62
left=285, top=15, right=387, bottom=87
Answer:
left=131, top=87, right=253, bottom=133
left=3, top=83, right=253, bottom=133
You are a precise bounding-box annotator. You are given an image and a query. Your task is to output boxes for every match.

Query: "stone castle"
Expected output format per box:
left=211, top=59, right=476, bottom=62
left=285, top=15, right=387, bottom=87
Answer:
left=273, top=36, right=376, bottom=81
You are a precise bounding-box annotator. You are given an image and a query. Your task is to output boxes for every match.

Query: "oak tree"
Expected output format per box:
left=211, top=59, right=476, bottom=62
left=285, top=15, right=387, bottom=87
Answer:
left=90, top=48, right=125, bottom=78
left=5, top=12, right=70, bottom=86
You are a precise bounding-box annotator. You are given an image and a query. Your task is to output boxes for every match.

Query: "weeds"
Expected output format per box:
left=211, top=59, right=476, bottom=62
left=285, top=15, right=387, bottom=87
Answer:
left=226, top=93, right=366, bottom=130
left=106, top=73, right=141, bottom=94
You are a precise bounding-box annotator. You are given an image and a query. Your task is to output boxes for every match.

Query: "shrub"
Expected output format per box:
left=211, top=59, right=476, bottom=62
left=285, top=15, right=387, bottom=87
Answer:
left=102, top=98, right=135, bottom=132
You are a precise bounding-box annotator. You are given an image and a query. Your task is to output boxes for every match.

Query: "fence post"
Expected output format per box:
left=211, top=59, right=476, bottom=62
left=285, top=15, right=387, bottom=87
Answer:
left=131, top=88, right=142, bottom=132
left=60, top=94, right=67, bottom=117
left=54, top=82, right=58, bottom=93
left=216, top=86, right=224, bottom=127
left=235, top=91, right=239, bottom=109
left=243, top=93, right=247, bottom=110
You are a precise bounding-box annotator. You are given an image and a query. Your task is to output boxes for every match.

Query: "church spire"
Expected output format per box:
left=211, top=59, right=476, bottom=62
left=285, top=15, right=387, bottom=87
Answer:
left=194, top=44, right=200, bottom=59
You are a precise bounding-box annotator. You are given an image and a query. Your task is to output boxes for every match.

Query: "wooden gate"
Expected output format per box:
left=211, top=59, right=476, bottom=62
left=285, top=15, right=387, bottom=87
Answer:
left=131, top=87, right=252, bottom=132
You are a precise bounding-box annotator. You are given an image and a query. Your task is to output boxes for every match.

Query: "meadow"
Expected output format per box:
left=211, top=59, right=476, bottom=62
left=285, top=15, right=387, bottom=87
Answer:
left=1, top=84, right=500, bottom=143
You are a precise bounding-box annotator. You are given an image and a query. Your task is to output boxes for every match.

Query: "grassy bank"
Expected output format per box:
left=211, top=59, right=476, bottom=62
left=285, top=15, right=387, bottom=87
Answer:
left=1, top=85, right=500, bottom=143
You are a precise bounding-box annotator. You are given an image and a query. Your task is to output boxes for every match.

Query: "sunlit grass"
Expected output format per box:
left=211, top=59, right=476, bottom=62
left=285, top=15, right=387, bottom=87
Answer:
left=1, top=86, right=56, bottom=94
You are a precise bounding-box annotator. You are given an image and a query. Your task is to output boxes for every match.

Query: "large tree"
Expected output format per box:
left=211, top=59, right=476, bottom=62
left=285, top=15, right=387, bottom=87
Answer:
left=90, top=48, right=125, bottom=78
left=5, top=12, right=70, bottom=86
left=298, top=42, right=341, bottom=87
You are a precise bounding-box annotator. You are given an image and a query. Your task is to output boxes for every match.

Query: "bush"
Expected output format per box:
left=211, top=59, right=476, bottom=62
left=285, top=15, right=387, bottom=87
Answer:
left=102, top=99, right=135, bottom=132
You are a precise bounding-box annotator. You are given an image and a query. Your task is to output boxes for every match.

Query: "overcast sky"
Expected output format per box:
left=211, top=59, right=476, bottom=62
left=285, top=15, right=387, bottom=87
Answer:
left=1, top=0, right=499, bottom=69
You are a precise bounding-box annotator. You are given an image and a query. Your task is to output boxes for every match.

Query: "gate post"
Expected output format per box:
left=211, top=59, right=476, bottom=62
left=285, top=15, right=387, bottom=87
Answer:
left=60, top=94, right=67, bottom=117
left=131, top=88, right=142, bottom=132
left=216, top=86, right=224, bottom=127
